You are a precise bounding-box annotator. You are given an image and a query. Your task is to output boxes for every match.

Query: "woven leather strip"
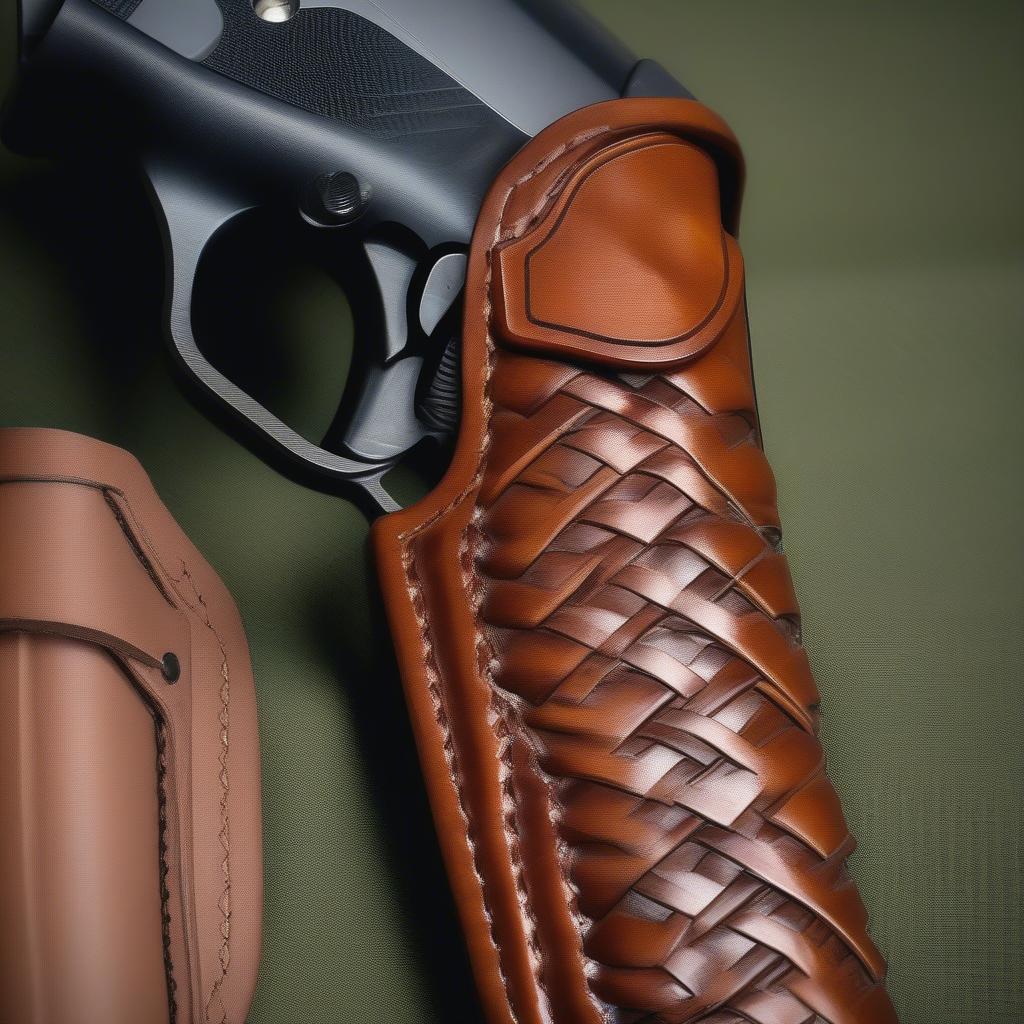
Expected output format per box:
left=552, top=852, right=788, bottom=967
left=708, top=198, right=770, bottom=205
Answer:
left=374, top=98, right=896, bottom=1024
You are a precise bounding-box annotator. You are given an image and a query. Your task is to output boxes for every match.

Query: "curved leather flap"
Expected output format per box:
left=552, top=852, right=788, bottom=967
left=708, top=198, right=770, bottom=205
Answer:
left=496, top=134, right=744, bottom=369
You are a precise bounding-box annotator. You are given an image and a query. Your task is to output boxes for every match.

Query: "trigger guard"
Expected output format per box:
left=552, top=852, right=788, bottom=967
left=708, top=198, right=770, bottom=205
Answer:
left=144, top=159, right=403, bottom=515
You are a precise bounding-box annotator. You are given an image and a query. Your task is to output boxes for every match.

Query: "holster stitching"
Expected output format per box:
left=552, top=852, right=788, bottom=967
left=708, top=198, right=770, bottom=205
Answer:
left=169, top=562, right=233, bottom=1024
left=398, top=126, right=615, bottom=1023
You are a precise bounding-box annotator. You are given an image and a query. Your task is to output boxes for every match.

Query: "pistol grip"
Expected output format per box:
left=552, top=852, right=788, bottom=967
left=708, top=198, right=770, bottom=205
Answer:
left=373, top=98, right=896, bottom=1024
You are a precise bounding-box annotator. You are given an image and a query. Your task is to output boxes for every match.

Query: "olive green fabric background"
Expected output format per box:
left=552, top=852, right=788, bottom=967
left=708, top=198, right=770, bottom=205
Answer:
left=1, top=2, right=1021, bottom=1021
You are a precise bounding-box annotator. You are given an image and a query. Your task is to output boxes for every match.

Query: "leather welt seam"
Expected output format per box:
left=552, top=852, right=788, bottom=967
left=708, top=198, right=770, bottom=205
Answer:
left=396, top=192, right=520, bottom=1023
left=102, top=488, right=177, bottom=607
left=170, top=562, right=233, bottom=1024
left=400, top=541, right=520, bottom=1020
left=154, top=715, right=179, bottom=1024
left=462, top=513, right=547, bottom=1000
left=394, top=173, right=527, bottom=1006
left=0, top=620, right=163, bottom=671
left=398, top=127, right=618, bottom=1024
left=121, top=663, right=180, bottom=1023
left=485, top=130, right=616, bottom=1024
left=501, top=126, right=614, bottom=243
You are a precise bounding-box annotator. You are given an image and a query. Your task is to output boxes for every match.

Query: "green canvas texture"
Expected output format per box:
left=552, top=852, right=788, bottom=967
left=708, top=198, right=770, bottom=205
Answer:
left=1, top=2, right=1021, bottom=1021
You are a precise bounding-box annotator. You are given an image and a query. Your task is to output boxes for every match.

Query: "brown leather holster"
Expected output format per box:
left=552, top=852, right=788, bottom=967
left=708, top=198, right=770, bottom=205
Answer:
left=374, top=99, right=897, bottom=1023
left=0, top=429, right=262, bottom=1024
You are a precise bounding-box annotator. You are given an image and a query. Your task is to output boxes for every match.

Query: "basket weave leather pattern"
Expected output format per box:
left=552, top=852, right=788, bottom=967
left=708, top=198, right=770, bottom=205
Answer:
left=374, top=98, right=895, bottom=1024
left=474, top=339, right=892, bottom=1023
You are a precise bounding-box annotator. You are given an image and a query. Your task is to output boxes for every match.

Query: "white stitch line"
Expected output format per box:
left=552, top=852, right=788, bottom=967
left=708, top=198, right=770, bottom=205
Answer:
left=473, top=132, right=618, bottom=1024
left=398, top=127, right=617, bottom=1023
left=171, top=562, right=232, bottom=1024
left=462, top=514, right=545, bottom=986
left=399, top=542, right=519, bottom=1015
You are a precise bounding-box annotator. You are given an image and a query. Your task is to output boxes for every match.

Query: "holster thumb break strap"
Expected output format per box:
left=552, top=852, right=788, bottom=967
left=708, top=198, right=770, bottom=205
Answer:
left=0, top=428, right=262, bottom=1024
left=374, top=99, right=897, bottom=1024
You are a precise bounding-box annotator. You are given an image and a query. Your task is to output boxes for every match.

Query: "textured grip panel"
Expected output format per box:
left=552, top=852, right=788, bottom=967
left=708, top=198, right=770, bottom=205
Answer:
left=375, top=99, right=896, bottom=1024
left=94, top=0, right=144, bottom=18
left=92, top=0, right=490, bottom=138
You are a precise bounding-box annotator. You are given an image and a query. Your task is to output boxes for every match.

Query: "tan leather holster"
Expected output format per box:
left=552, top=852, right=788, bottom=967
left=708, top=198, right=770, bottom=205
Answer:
left=0, top=428, right=262, bottom=1024
left=374, top=98, right=896, bottom=1023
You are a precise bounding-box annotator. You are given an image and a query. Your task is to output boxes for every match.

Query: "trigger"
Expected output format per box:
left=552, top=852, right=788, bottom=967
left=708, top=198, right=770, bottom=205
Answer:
left=332, top=241, right=465, bottom=466
left=365, top=239, right=417, bottom=362
left=336, top=240, right=423, bottom=463
left=415, top=251, right=466, bottom=437
left=419, top=252, right=467, bottom=337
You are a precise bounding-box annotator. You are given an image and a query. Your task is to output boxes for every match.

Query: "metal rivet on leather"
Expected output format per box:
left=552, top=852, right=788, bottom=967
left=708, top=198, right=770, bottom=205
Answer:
left=161, top=651, right=181, bottom=683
